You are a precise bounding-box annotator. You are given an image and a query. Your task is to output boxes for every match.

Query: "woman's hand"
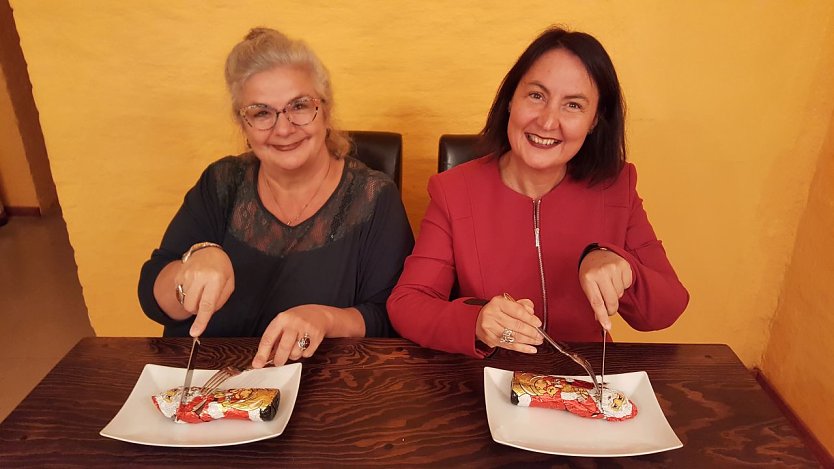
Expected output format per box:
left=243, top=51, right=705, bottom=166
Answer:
left=175, top=247, right=235, bottom=337
left=252, top=305, right=334, bottom=368
left=578, top=248, right=633, bottom=331
left=475, top=295, right=543, bottom=353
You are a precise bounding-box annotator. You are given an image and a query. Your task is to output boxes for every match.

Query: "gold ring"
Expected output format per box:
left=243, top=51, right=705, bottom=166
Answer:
left=176, top=284, right=186, bottom=305
left=297, top=332, right=310, bottom=351
left=499, top=328, right=515, bottom=344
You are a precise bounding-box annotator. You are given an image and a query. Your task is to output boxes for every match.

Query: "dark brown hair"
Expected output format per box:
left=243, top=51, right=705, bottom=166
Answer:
left=480, top=27, right=626, bottom=185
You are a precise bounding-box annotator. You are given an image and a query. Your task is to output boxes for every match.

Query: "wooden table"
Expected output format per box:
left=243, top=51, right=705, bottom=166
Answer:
left=0, top=338, right=820, bottom=467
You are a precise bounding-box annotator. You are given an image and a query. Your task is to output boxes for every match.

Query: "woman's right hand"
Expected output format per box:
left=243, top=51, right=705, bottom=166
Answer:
left=475, top=295, right=543, bottom=353
left=173, top=246, right=235, bottom=337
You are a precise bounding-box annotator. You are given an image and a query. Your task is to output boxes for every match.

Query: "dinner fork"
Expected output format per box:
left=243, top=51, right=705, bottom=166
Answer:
left=191, top=360, right=274, bottom=413
left=502, top=293, right=602, bottom=400
left=535, top=326, right=601, bottom=398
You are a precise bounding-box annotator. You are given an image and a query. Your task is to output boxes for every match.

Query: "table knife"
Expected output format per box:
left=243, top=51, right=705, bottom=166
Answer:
left=174, top=337, right=200, bottom=422
left=601, top=328, right=607, bottom=400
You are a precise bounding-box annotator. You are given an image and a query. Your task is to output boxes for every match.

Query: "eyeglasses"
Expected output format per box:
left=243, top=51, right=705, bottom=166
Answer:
left=238, top=97, right=320, bottom=130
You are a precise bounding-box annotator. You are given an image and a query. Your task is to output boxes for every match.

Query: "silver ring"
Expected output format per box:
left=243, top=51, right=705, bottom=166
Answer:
left=297, top=332, right=310, bottom=351
left=499, top=328, right=515, bottom=344
left=176, top=284, right=186, bottom=305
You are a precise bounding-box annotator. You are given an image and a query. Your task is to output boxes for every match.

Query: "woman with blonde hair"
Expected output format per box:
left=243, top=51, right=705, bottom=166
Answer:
left=139, top=28, right=413, bottom=367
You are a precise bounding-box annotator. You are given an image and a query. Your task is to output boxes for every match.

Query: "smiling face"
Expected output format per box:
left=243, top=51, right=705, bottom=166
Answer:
left=506, top=48, right=599, bottom=174
left=238, top=65, right=329, bottom=171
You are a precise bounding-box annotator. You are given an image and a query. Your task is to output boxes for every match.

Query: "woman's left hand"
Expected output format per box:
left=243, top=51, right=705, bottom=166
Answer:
left=252, top=305, right=331, bottom=368
left=578, top=249, right=633, bottom=331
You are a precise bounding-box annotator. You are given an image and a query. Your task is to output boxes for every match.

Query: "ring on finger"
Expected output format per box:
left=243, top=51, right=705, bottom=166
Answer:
left=175, top=284, right=186, bottom=305
left=499, top=328, right=515, bottom=344
left=297, top=332, right=310, bottom=351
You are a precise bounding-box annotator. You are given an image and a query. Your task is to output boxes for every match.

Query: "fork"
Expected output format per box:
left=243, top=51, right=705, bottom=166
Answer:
left=191, top=359, right=274, bottom=413
left=535, top=326, right=601, bottom=398
left=502, top=293, right=602, bottom=400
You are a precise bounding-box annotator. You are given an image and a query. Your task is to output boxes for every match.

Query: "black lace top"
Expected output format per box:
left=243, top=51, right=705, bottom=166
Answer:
left=138, top=153, right=414, bottom=337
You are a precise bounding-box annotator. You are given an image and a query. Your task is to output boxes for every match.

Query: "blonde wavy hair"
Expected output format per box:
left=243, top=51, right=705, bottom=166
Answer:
left=224, top=27, right=351, bottom=158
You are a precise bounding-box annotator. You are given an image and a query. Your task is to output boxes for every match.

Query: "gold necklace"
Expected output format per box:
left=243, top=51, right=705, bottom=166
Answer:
left=263, top=158, right=332, bottom=227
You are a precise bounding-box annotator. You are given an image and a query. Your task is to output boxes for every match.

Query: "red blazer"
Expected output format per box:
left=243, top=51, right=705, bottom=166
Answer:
left=387, top=157, right=688, bottom=357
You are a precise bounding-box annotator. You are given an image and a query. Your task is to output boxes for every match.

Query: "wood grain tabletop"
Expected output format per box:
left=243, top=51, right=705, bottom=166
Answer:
left=0, top=337, right=820, bottom=467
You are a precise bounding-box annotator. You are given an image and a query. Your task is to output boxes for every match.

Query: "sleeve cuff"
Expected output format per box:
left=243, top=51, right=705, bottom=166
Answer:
left=462, top=297, right=496, bottom=358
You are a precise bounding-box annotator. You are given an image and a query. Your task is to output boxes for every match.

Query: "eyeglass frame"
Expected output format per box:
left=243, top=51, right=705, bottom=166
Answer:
left=237, top=96, right=322, bottom=130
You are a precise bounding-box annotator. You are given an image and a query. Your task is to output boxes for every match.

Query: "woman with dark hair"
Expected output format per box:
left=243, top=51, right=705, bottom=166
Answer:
left=388, top=27, right=688, bottom=357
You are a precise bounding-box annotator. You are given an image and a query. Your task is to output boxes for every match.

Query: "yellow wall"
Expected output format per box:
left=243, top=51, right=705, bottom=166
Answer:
left=0, top=62, right=38, bottom=208
left=761, top=111, right=834, bottom=450
left=9, top=0, right=834, bottom=376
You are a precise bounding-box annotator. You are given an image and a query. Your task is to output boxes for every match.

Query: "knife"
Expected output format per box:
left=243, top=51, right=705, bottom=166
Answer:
left=600, top=328, right=607, bottom=402
left=174, top=337, right=200, bottom=422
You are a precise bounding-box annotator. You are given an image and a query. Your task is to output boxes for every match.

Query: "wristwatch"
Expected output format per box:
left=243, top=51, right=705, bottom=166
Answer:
left=181, top=242, right=222, bottom=263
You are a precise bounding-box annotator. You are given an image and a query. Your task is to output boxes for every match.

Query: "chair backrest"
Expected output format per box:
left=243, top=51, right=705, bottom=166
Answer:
left=437, top=134, right=481, bottom=173
left=347, top=130, right=402, bottom=191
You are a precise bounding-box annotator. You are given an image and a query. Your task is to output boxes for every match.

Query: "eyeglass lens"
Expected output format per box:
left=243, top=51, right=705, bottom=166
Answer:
left=242, top=97, right=318, bottom=129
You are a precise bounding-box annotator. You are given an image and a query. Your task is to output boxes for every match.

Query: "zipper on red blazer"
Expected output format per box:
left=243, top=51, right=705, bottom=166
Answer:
left=533, top=199, right=548, bottom=332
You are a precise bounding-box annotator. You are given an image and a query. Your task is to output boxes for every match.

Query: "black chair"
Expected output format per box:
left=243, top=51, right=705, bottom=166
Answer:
left=347, top=130, right=402, bottom=191
left=437, top=134, right=481, bottom=173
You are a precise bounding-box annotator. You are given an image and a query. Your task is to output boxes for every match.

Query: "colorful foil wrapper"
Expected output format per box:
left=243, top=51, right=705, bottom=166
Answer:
left=152, top=387, right=280, bottom=424
left=510, top=371, right=637, bottom=421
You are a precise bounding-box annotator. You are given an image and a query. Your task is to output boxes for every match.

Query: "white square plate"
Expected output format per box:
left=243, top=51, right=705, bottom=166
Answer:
left=483, top=367, right=682, bottom=457
left=100, top=362, right=302, bottom=447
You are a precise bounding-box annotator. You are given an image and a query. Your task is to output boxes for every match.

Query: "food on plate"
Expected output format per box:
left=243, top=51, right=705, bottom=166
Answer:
left=510, top=371, right=637, bottom=421
left=152, top=387, right=280, bottom=423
